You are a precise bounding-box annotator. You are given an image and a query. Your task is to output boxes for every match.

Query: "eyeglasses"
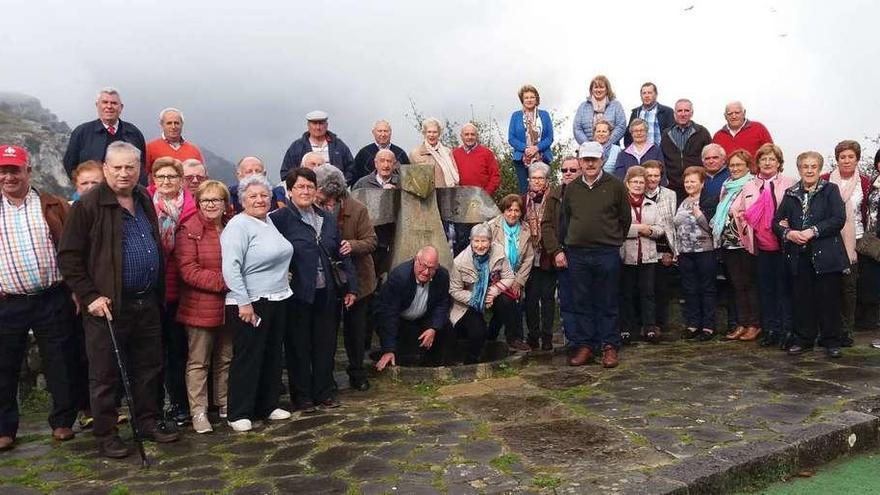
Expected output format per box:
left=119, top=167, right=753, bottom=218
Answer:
left=199, top=198, right=225, bottom=206
left=154, top=174, right=180, bottom=182
left=185, top=174, right=207, bottom=183
left=560, top=168, right=579, bottom=173
left=415, top=257, right=438, bottom=273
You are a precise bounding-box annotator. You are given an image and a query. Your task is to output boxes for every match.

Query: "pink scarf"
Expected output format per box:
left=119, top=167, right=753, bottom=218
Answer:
left=829, top=169, right=858, bottom=263
left=744, top=180, right=780, bottom=252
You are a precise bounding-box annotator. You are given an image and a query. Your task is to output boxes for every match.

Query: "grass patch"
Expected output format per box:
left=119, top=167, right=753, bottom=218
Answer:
left=490, top=453, right=520, bottom=473
left=467, top=422, right=493, bottom=441
left=627, top=431, right=651, bottom=447
left=679, top=432, right=694, bottom=445
left=492, top=362, right=520, bottom=378
left=412, top=383, right=440, bottom=398
left=532, top=473, right=562, bottom=489
left=547, top=384, right=601, bottom=402
left=108, top=485, right=131, bottom=495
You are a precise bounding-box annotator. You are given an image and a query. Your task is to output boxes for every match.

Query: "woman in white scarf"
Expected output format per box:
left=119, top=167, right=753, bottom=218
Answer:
left=408, top=117, right=459, bottom=187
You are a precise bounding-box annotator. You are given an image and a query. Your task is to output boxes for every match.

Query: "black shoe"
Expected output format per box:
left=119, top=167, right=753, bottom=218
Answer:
left=297, top=402, right=318, bottom=414
left=350, top=379, right=370, bottom=392
left=97, top=435, right=130, bottom=459
left=696, top=330, right=715, bottom=342
left=841, top=336, right=854, bottom=348
left=541, top=341, right=553, bottom=351
left=683, top=328, right=698, bottom=340
left=140, top=423, right=180, bottom=443
left=826, top=347, right=842, bottom=358
left=317, top=398, right=341, bottom=410
left=620, top=331, right=632, bottom=345
left=787, top=345, right=813, bottom=355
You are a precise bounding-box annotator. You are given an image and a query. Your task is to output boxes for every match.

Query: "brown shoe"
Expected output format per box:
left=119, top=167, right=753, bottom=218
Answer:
left=739, top=326, right=762, bottom=341
left=508, top=339, right=532, bottom=352
left=568, top=347, right=594, bottom=366
left=52, top=427, right=75, bottom=441
left=602, top=345, right=619, bottom=368
left=0, top=435, right=14, bottom=451
left=725, top=326, right=746, bottom=340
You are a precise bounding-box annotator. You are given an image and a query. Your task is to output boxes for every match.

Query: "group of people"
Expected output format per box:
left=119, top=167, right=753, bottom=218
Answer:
left=1, top=79, right=879, bottom=461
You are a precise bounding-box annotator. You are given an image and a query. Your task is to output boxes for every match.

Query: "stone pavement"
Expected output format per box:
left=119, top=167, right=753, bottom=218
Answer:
left=3, top=333, right=880, bottom=494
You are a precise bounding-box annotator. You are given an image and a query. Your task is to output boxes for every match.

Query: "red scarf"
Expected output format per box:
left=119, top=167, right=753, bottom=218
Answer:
left=629, top=193, right=644, bottom=261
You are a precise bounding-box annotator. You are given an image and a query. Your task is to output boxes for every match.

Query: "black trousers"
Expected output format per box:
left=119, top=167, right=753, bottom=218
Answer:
left=621, top=263, right=656, bottom=331
left=524, top=267, right=556, bottom=345
left=792, top=256, right=843, bottom=348
left=395, top=317, right=448, bottom=366
left=654, top=261, right=675, bottom=328
left=226, top=299, right=285, bottom=421
left=487, top=294, right=523, bottom=343
left=160, top=301, right=188, bottom=415
left=454, top=308, right=488, bottom=364
left=286, top=289, right=339, bottom=408
left=0, top=286, right=79, bottom=437
left=722, top=249, right=760, bottom=327
left=84, top=294, right=163, bottom=439
left=343, top=294, right=371, bottom=383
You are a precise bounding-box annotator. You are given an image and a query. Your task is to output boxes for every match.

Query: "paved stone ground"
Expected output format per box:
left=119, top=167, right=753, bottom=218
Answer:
left=3, top=332, right=880, bottom=494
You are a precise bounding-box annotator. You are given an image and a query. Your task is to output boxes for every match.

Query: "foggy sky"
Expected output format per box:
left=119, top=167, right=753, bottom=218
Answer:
left=2, top=0, right=879, bottom=178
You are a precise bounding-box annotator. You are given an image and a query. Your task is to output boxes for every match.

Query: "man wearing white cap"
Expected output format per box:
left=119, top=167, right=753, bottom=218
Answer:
left=280, top=110, right=354, bottom=184
left=557, top=141, right=631, bottom=369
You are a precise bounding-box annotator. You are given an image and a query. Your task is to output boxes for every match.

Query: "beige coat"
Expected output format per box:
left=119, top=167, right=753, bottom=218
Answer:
left=409, top=142, right=458, bottom=187
left=485, top=215, right=534, bottom=287
left=620, top=198, right=665, bottom=265
left=448, top=243, right=515, bottom=325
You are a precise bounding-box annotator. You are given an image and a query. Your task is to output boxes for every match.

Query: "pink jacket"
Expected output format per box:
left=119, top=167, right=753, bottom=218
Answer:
left=729, top=175, right=796, bottom=254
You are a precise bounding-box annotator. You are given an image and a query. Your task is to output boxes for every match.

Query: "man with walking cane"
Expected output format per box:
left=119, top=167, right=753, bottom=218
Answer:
left=59, top=141, right=178, bottom=459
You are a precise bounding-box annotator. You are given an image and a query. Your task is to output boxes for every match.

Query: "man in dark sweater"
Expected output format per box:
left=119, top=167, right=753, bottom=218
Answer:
left=374, top=246, right=451, bottom=370
left=559, top=142, right=631, bottom=368
left=660, top=99, right=712, bottom=202
left=351, top=120, right=409, bottom=187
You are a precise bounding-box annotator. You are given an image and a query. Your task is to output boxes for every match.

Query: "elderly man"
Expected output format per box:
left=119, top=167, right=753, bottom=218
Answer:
left=58, top=142, right=178, bottom=459
left=63, top=88, right=147, bottom=185
left=549, top=142, right=631, bottom=368
left=280, top=110, right=355, bottom=184
left=702, top=143, right=730, bottom=199
left=228, top=156, right=286, bottom=213
left=352, top=120, right=410, bottom=187
left=451, top=123, right=502, bottom=254
left=181, top=159, right=208, bottom=195
left=145, top=108, right=204, bottom=176
left=374, top=246, right=451, bottom=370
left=712, top=101, right=773, bottom=166
left=353, top=149, right=399, bottom=190
left=625, top=82, right=674, bottom=147
left=0, top=145, right=80, bottom=451
left=300, top=151, right=327, bottom=170
left=660, top=99, right=712, bottom=201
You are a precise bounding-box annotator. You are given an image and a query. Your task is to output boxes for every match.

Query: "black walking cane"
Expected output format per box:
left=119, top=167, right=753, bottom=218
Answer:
left=106, top=315, right=150, bottom=468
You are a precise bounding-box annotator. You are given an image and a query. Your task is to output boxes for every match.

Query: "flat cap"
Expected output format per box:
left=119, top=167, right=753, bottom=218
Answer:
left=306, top=110, right=329, bottom=121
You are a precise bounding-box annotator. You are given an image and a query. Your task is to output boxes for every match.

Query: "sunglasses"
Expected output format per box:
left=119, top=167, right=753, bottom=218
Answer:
left=560, top=168, right=578, bottom=173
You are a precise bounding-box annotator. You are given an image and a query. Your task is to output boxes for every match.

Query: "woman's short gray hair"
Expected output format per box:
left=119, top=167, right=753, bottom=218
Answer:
left=528, top=162, right=550, bottom=178
left=469, top=223, right=491, bottom=240
left=238, top=173, right=272, bottom=198
left=422, top=117, right=442, bottom=135
left=629, top=118, right=648, bottom=132
left=315, top=164, right=348, bottom=199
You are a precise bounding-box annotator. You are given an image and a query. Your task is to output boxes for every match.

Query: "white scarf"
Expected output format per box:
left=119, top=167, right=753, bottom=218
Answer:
left=425, top=141, right=459, bottom=187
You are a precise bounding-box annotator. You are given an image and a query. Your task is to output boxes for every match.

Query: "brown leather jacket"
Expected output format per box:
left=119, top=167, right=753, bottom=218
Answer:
left=58, top=182, right=164, bottom=308
left=338, top=197, right=377, bottom=300
left=37, top=190, right=69, bottom=249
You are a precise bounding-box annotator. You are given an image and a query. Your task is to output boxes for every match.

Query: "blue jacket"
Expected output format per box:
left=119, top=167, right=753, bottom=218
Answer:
left=269, top=205, right=357, bottom=304
left=508, top=109, right=554, bottom=163
left=279, top=130, right=354, bottom=183
left=374, top=258, right=451, bottom=353
left=63, top=119, right=147, bottom=185
left=613, top=144, right=665, bottom=179
left=573, top=99, right=626, bottom=145
left=624, top=103, right=674, bottom=147
left=703, top=167, right=731, bottom=200
left=773, top=180, right=848, bottom=276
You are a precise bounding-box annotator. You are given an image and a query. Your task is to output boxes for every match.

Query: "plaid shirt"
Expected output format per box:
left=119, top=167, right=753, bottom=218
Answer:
left=638, top=104, right=661, bottom=145
left=121, top=198, right=161, bottom=292
left=0, top=188, right=62, bottom=294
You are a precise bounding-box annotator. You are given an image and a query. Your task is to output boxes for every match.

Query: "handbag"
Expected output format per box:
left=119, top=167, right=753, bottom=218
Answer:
left=856, top=231, right=880, bottom=262
left=316, top=234, right=348, bottom=290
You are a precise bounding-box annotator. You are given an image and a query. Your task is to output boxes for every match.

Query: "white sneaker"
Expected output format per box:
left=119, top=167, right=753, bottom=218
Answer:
left=268, top=408, right=291, bottom=421
left=219, top=407, right=227, bottom=419
left=192, top=413, right=213, bottom=434
left=228, top=418, right=252, bottom=432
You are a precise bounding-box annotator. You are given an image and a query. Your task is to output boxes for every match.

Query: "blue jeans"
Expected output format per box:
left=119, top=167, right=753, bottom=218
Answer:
left=513, top=160, right=529, bottom=195
left=678, top=251, right=717, bottom=330
left=757, top=249, right=793, bottom=337
left=566, top=247, right=622, bottom=351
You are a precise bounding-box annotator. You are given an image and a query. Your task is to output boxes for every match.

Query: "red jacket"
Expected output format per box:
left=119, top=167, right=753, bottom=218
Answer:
left=147, top=185, right=198, bottom=303
left=174, top=212, right=227, bottom=328
left=712, top=120, right=773, bottom=170
left=452, top=145, right=501, bottom=195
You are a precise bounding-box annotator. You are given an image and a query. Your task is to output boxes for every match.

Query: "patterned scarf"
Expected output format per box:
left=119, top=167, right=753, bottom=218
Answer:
left=711, top=173, right=753, bottom=248
left=153, top=189, right=184, bottom=252
left=523, top=109, right=542, bottom=165
left=629, top=193, right=644, bottom=259
left=468, top=251, right=491, bottom=313
left=502, top=220, right=521, bottom=270
left=425, top=141, right=459, bottom=187
left=525, top=190, right=545, bottom=248
left=590, top=96, right=608, bottom=125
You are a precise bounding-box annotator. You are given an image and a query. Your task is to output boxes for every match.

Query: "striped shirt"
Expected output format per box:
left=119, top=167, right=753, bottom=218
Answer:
left=0, top=188, right=62, bottom=294
left=638, top=104, right=661, bottom=145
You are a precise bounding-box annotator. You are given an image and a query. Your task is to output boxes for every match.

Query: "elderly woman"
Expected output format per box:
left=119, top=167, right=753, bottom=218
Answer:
left=620, top=166, right=665, bottom=343
left=508, top=85, right=554, bottom=194
left=643, top=161, right=677, bottom=333
left=822, top=140, right=871, bottom=347
left=220, top=174, right=293, bottom=432
left=485, top=194, right=534, bottom=351
left=175, top=180, right=232, bottom=433
left=614, top=119, right=665, bottom=179
left=710, top=150, right=760, bottom=341
left=520, top=162, right=556, bottom=350
left=271, top=168, right=357, bottom=412
left=674, top=166, right=716, bottom=341
left=573, top=75, right=626, bottom=145
left=731, top=143, right=797, bottom=347
left=409, top=117, right=459, bottom=187
left=595, top=120, right=622, bottom=175
left=313, top=165, right=377, bottom=391
left=148, top=157, right=197, bottom=426
left=449, top=224, right=515, bottom=364
left=774, top=151, right=847, bottom=358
